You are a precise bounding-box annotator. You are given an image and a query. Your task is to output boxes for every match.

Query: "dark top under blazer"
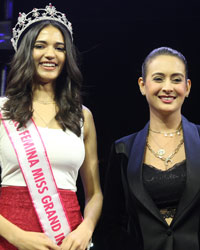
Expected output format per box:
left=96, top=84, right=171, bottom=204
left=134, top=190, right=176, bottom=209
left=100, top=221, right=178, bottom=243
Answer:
left=101, top=116, right=200, bottom=250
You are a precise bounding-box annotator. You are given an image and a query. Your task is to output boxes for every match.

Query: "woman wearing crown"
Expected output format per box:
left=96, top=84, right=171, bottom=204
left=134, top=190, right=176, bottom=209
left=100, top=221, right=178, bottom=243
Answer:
left=101, top=47, right=200, bottom=250
left=0, top=3, right=102, bottom=250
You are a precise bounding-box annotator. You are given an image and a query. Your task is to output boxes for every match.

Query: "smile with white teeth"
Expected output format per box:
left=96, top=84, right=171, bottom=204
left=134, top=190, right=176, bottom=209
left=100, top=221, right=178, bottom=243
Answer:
left=41, top=62, right=57, bottom=67
left=159, top=96, right=176, bottom=100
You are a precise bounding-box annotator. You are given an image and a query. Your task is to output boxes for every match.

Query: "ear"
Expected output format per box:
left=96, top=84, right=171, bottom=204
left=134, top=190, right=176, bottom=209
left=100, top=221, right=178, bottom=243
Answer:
left=185, top=79, right=191, bottom=97
left=138, top=77, right=146, bottom=96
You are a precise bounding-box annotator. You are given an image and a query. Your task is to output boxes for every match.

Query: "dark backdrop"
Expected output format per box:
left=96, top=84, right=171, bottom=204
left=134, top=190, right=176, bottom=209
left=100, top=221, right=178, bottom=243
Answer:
left=1, top=0, right=200, bottom=248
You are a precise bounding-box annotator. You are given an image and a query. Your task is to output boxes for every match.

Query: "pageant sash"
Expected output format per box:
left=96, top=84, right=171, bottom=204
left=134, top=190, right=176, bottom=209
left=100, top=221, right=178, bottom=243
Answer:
left=1, top=116, right=71, bottom=245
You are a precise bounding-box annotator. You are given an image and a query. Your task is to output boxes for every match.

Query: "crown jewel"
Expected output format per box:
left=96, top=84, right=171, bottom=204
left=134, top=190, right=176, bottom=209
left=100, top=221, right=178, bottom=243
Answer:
left=11, top=3, right=73, bottom=51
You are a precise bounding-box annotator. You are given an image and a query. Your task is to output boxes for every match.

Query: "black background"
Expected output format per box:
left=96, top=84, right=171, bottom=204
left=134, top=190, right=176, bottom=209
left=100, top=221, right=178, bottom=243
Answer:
left=1, top=0, right=200, bottom=248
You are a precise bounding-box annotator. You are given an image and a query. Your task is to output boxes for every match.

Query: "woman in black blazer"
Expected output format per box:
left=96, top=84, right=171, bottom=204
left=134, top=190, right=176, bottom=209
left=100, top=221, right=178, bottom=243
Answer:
left=101, top=47, right=200, bottom=250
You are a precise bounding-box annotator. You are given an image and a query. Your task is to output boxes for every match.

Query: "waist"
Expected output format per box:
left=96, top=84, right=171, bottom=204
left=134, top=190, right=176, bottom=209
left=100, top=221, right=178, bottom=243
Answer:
left=0, top=186, right=82, bottom=235
left=0, top=186, right=77, bottom=205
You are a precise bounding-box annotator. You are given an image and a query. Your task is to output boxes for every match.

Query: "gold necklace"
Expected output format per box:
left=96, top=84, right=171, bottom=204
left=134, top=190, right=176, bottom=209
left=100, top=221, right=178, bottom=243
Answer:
left=149, top=126, right=182, bottom=137
left=148, top=128, right=182, bottom=157
left=146, top=138, right=184, bottom=166
left=33, top=109, right=56, bottom=128
left=34, top=100, right=56, bottom=105
left=148, top=136, right=167, bottom=157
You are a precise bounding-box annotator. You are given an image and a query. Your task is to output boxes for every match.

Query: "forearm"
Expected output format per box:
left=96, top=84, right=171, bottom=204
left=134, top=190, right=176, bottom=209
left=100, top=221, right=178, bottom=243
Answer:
left=0, top=215, right=22, bottom=245
left=0, top=215, right=61, bottom=250
left=81, top=192, right=103, bottom=234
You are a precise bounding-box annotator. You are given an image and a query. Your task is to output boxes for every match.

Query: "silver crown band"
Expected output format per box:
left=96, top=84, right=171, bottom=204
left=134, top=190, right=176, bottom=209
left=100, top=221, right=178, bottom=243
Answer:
left=11, top=3, right=73, bottom=51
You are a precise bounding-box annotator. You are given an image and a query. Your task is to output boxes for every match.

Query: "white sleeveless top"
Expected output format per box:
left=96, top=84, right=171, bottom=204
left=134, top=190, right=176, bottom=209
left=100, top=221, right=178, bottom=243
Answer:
left=0, top=97, right=85, bottom=191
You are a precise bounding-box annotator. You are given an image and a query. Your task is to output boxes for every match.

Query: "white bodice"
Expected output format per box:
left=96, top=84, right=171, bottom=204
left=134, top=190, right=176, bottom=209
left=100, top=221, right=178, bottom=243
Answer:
left=0, top=97, right=85, bottom=191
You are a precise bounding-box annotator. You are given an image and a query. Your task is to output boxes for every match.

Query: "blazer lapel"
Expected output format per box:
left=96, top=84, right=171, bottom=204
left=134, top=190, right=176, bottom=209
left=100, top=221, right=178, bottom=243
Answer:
left=127, top=122, right=165, bottom=224
left=173, top=116, right=200, bottom=224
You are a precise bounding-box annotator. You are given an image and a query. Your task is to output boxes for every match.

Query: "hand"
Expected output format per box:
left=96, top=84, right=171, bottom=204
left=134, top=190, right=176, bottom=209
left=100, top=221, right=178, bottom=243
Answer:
left=60, top=223, right=92, bottom=250
left=11, top=230, right=61, bottom=250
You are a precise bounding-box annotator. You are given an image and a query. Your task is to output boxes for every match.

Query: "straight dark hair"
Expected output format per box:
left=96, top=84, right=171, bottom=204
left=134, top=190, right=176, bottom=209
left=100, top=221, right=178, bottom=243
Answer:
left=3, top=21, right=84, bottom=137
left=142, top=47, right=188, bottom=81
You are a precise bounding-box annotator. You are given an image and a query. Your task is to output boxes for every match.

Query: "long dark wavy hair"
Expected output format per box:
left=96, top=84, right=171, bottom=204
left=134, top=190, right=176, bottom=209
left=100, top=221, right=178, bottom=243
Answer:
left=3, top=20, right=84, bottom=137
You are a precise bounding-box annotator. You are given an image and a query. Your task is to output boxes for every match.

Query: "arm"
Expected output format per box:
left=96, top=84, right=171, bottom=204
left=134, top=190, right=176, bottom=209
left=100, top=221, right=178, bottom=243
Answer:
left=0, top=215, right=60, bottom=250
left=61, top=106, right=103, bottom=250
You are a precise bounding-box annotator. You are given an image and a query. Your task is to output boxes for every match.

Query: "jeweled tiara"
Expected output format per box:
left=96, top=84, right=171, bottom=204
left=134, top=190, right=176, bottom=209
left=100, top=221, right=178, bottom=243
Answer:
left=11, top=3, right=73, bottom=51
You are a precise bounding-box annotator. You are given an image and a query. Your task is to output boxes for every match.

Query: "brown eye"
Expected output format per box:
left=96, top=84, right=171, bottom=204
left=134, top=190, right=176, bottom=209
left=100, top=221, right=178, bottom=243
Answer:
left=173, top=78, right=182, bottom=83
left=153, top=77, right=163, bottom=82
left=34, top=44, right=45, bottom=49
left=56, top=47, right=65, bottom=52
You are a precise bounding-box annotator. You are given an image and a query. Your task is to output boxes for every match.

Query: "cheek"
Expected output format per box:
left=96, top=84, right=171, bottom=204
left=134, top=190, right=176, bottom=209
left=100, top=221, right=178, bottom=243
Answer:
left=58, top=56, right=66, bottom=70
left=32, top=48, right=44, bottom=60
left=145, top=84, right=161, bottom=96
left=60, top=55, right=66, bottom=65
left=32, top=52, right=40, bottom=64
left=175, top=85, right=187, bottom=96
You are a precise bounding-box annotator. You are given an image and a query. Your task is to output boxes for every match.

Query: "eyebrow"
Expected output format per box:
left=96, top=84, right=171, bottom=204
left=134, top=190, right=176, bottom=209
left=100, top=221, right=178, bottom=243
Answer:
left=35, top=40, right=65, bottom=46
left=152, top=72, right=185, bottom=77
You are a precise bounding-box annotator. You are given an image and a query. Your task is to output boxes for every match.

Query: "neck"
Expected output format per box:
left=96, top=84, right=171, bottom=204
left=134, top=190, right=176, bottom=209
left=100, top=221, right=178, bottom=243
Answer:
left=149, top=110, right=182, bottom=131
left=33, top=83, right=55, bottom=102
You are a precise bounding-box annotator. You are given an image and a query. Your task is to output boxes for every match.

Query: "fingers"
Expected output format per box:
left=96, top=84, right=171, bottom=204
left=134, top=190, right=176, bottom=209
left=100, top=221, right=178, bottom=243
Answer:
left=60, top=238, right=86, bottom=250
left=50, top=245, right=61, bottom=250
left=39, top=234, right=61, bottom=250
left=45, top=238, right=61, bottom=250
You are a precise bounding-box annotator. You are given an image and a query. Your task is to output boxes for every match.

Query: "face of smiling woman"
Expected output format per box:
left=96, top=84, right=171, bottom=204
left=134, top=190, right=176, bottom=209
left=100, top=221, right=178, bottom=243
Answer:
left=138, top=55, right=191, bottom=117
left=32, top=25, right=66, bottom=85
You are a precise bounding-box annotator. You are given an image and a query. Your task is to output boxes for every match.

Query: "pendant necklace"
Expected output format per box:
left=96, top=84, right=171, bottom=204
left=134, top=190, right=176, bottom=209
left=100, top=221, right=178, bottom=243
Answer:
left=149, top=125, right=182, bottom=157
left=33, top=103, right=57, bottom=128
left=146, top=138, right=184, bottom=167
left=157, top=148, right=165, bottom=157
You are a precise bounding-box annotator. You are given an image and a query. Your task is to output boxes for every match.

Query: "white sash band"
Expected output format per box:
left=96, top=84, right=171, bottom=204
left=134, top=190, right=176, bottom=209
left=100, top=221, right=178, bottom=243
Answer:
left=1, top=117, right=71, bottom=245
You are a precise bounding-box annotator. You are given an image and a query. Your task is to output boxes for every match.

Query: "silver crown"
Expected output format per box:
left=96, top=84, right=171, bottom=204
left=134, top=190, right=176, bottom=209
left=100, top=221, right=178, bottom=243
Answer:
left=11, top=3, right=73, bottom=51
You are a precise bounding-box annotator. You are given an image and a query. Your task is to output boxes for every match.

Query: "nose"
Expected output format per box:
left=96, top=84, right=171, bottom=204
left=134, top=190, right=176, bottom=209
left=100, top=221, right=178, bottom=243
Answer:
left=162, top=79, right=173, bottom=94
left=44, top=46, right=55, bottom=59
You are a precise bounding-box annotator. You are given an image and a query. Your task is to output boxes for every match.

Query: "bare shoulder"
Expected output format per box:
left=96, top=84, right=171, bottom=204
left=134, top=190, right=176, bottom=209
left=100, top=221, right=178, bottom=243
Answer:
left=82, top=105, right=94, bottom=122
left=82, top=105, right=96, bottom=138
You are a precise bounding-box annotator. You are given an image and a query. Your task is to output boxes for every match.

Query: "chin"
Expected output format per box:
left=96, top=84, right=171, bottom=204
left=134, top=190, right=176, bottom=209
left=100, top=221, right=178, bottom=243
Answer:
left=37, top=78, right=55, bottom=85
left=159, top=108, right=181, bottom=116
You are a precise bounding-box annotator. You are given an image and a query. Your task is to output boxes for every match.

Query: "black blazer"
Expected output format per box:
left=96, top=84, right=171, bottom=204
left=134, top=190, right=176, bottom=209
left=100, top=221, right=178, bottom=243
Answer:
left=101, top=116, right=200, bottom=250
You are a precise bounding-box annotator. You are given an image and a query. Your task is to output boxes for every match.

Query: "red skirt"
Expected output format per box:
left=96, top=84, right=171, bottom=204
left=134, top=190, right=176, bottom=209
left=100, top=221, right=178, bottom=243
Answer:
left=0, top=186, right=83, bottom=249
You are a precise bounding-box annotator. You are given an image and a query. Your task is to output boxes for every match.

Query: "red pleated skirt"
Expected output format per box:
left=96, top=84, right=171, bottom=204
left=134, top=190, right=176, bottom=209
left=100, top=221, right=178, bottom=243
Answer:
left=0, top=186, right=83, bottom=249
